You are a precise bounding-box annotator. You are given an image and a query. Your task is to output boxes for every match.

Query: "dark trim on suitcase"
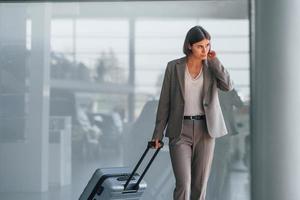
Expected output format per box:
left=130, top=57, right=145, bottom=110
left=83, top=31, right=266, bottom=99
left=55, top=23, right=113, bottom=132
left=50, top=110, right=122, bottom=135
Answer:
left=86, top=173, right=138, bottom=200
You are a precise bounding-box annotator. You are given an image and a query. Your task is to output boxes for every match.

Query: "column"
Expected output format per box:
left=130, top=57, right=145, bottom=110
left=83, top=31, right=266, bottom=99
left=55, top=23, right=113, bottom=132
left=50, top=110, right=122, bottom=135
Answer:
left=251, top=0, right=300, bottom=199
left=0, top=3, right=51, bottom=192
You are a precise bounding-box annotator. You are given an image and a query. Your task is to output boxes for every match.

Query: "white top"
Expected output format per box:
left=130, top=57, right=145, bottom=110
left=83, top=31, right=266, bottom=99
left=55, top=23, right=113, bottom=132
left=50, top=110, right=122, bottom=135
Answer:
left=183, top=64, right=205, bottom=116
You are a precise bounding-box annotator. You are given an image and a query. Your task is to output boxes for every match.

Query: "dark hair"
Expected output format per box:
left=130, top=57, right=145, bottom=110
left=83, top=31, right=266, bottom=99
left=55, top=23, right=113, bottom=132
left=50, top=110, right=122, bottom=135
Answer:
left=183, top=26, right=211, bottom=56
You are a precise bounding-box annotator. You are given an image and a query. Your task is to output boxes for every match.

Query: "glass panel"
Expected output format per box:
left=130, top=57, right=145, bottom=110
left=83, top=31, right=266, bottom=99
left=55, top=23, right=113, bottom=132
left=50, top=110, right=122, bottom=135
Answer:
left=0, top=44, right=29, bottom=142
left=50, top=18, right=129, bottom=83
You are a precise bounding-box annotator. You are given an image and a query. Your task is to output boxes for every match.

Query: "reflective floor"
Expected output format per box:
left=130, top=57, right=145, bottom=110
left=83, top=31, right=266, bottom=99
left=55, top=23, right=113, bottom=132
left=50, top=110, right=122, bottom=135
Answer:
left=0, top=148, right=250, bottom=200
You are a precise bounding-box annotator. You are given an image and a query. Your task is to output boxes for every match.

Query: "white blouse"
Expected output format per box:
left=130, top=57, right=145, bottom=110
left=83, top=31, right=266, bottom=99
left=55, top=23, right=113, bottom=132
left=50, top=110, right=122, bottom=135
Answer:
left=183, top=64, right=205, bottom=116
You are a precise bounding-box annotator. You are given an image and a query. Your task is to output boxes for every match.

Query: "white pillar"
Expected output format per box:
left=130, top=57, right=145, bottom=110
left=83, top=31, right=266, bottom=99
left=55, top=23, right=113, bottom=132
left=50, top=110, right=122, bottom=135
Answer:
left=0, top=3, right=51, bottom=192
left=252, top=0, right=300, bottom=199
left=28, top=3, right=52, bottom=192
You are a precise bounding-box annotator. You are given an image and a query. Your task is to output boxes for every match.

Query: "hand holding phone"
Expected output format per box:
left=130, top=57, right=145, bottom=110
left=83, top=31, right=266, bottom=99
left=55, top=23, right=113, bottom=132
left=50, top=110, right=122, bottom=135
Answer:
left=208, top=50, right=216, bottom=59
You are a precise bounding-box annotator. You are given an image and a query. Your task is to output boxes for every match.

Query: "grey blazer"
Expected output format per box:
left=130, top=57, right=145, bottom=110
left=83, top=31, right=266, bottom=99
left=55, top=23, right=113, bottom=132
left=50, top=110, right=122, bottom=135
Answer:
left=151, top=56, right=234, bottom=140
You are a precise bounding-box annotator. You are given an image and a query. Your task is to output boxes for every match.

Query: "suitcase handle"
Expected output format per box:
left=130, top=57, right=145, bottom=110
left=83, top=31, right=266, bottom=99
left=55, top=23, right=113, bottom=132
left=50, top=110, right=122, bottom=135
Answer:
left=123, top=140, right=164, bottom=192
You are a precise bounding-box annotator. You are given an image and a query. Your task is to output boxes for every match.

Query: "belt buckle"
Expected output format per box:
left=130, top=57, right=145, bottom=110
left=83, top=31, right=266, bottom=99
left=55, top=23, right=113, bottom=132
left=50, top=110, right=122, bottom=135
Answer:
left=190, top=116, right=193, bottom=120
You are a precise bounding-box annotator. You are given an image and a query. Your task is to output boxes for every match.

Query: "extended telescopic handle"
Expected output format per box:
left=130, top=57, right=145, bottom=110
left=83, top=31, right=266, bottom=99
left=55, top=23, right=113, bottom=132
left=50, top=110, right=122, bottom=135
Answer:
left=123, top=140, right=164, bottom=192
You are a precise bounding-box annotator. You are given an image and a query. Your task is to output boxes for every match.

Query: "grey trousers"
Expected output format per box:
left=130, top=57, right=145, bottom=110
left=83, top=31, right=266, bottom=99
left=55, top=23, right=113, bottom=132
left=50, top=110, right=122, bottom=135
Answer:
left=169, top=118, right=215, bottom=200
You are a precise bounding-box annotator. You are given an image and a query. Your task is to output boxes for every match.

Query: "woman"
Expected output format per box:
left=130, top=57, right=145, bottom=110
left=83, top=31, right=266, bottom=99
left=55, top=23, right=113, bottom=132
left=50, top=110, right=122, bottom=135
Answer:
left=151, top=25, right=233, bottom=200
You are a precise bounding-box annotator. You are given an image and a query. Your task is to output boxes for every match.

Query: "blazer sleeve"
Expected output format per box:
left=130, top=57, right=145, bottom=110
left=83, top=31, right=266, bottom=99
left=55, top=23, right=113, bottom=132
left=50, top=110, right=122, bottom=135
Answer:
left=208, top=57, right=234, bottom=91
left=151, top=62, right=171, bottom=140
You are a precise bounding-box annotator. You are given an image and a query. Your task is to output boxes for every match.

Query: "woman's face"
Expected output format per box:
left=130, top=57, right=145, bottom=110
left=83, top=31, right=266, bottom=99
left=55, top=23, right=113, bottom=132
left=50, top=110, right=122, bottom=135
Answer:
left=189, top=39, right=211, bottom=60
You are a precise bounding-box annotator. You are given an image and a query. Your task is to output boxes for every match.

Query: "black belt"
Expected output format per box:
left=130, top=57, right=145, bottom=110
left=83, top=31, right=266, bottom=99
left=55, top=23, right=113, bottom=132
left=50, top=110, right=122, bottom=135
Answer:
left=183, top=115, right=206, bottom=120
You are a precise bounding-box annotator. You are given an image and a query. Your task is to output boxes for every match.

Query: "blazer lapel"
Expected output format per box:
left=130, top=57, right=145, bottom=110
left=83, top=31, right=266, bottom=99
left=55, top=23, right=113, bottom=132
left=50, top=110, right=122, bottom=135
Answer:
left=175, top=56, right=186, bottom=101
left=202, top=59, right=212, bottom=103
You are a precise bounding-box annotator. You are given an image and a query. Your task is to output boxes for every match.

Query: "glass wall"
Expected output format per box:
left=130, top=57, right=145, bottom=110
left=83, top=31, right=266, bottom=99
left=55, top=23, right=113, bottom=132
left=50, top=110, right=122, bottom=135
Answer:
left=0, top=1, right=250, bottom=200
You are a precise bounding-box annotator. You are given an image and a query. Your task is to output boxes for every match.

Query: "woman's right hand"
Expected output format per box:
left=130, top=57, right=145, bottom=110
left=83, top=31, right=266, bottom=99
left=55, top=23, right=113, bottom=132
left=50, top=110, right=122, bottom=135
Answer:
left=151, top=139, right=162, bottom=149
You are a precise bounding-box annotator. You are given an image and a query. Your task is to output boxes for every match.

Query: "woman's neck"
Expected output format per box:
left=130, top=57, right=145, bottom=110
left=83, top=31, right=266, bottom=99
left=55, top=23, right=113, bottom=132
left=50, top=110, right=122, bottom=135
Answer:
left=187, top=56, right=203, bottom=69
